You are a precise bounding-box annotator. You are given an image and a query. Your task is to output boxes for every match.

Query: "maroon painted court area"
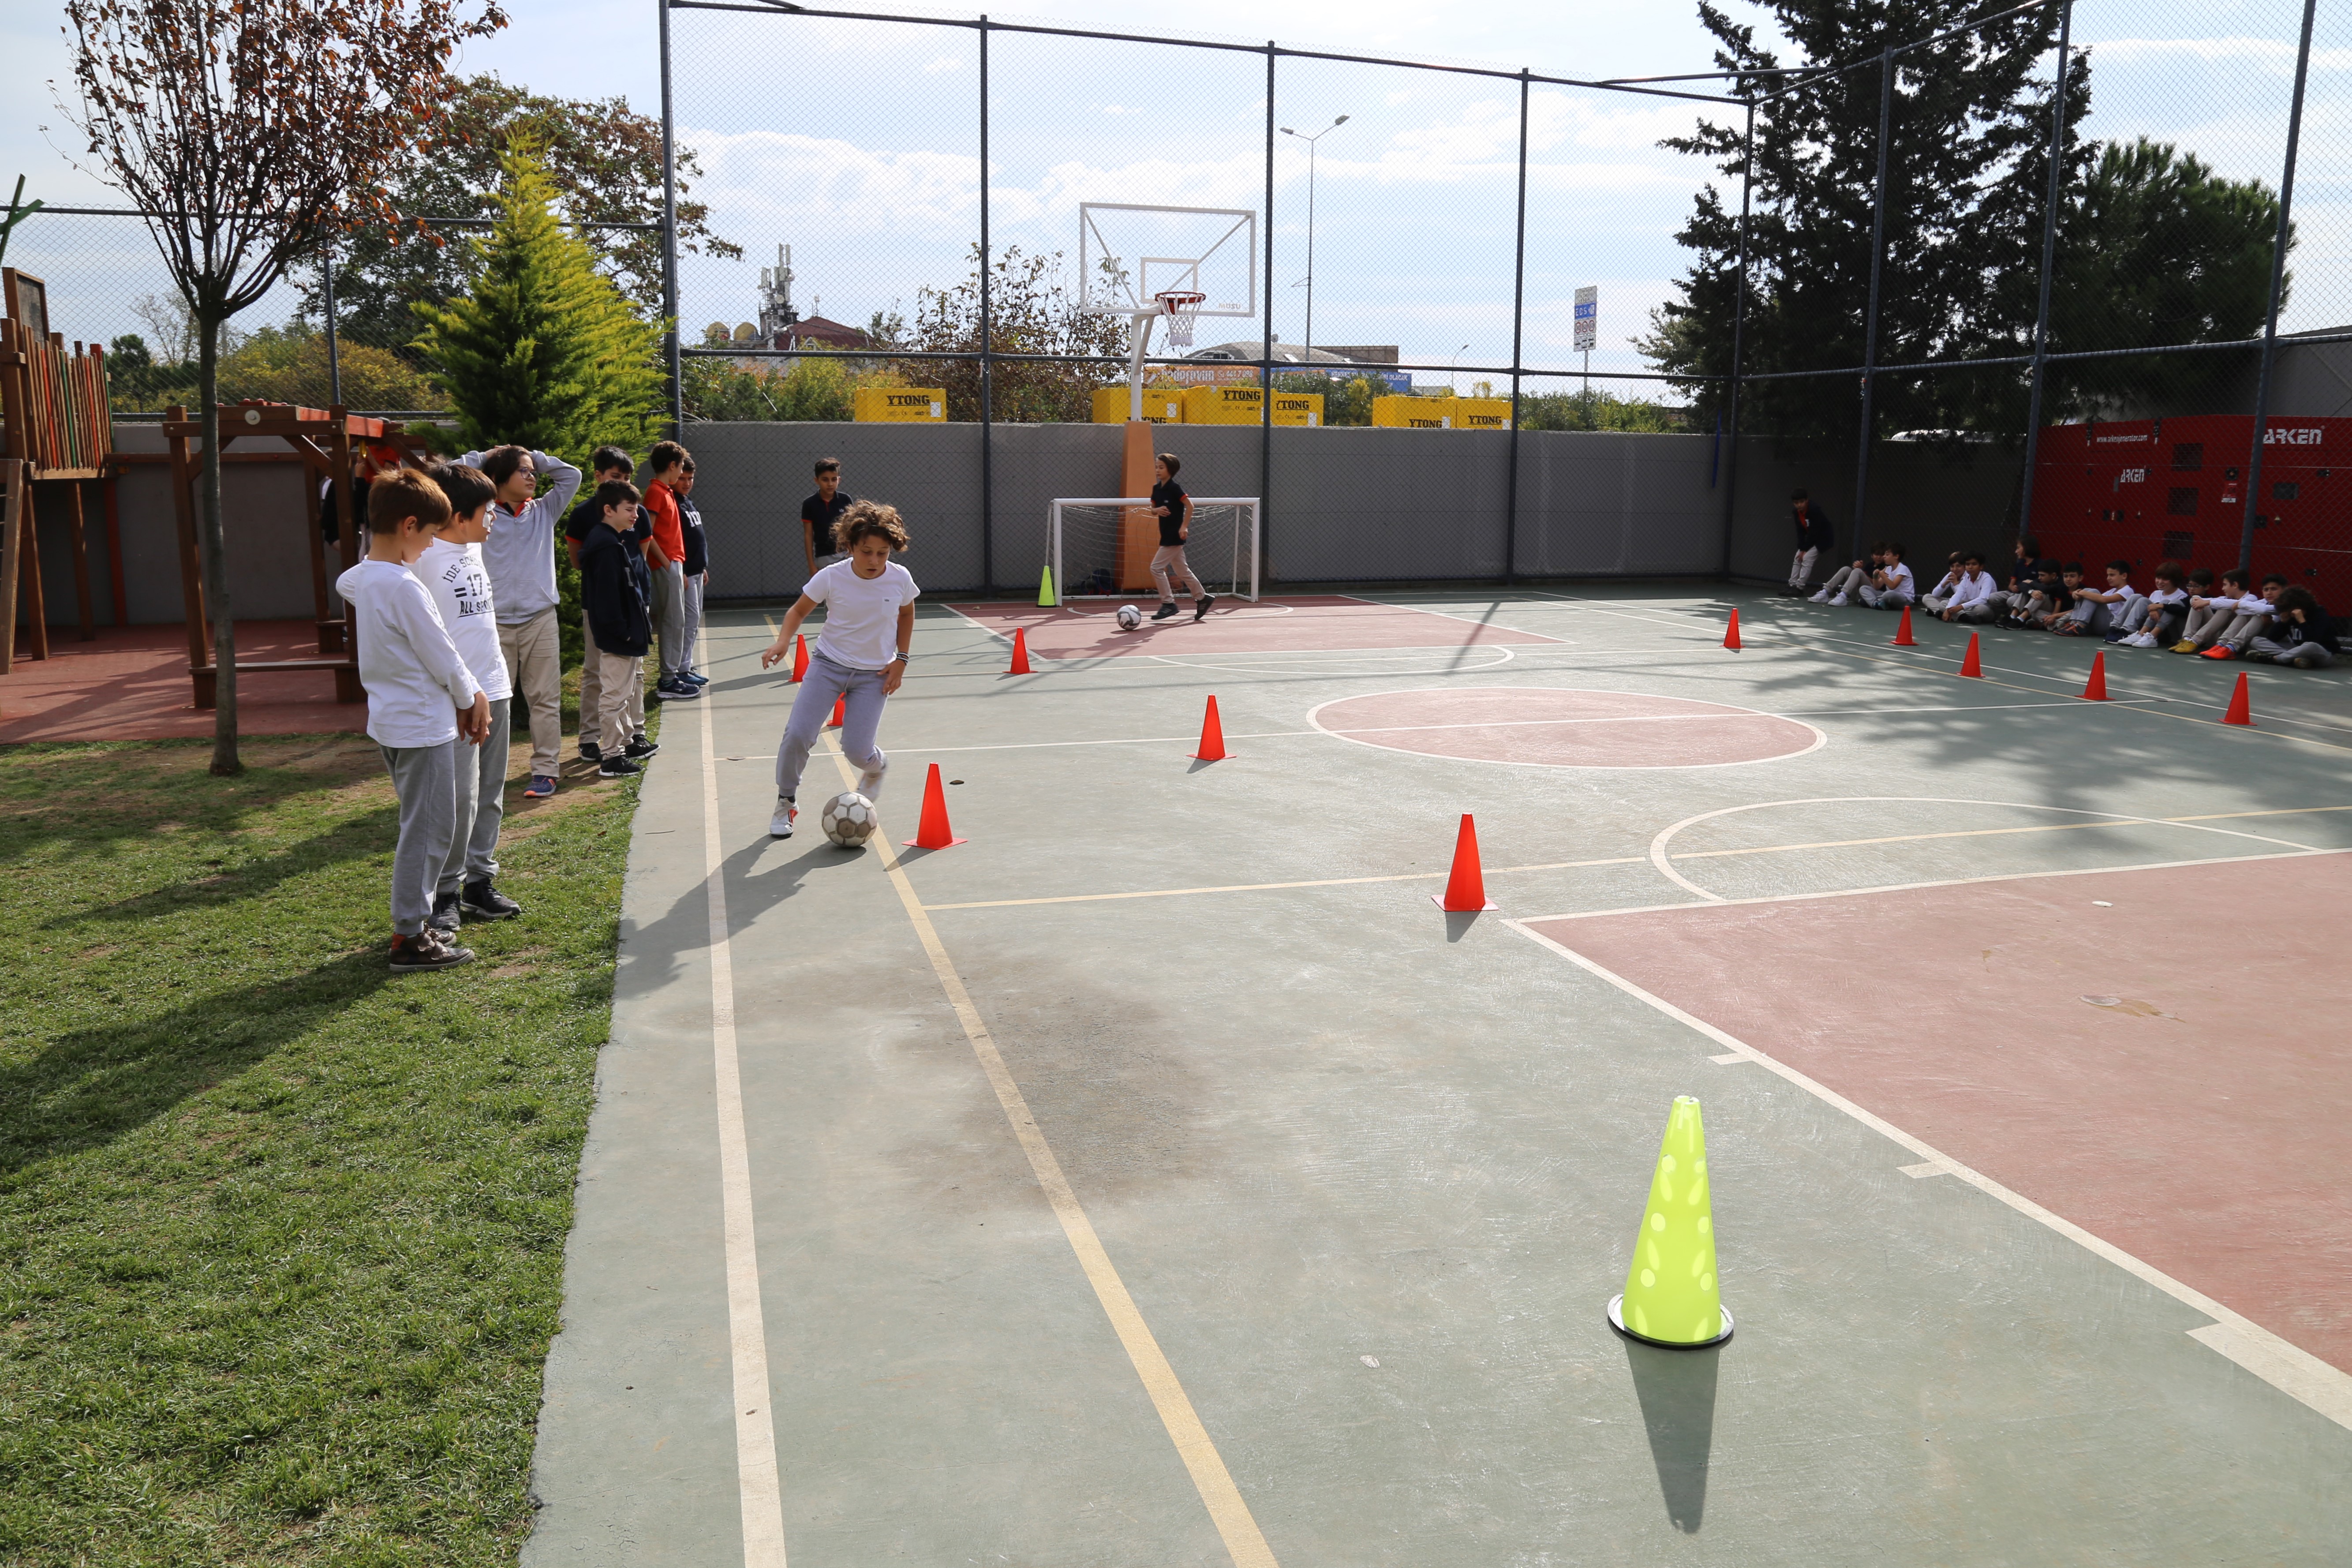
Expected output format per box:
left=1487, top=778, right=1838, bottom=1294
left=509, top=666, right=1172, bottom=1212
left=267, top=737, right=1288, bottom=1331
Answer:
left=1528, top=852, right=2352, bottom=1372
left=1312, top=687, right=1821, bottom=768
left=951, top=596, right=1558, bottom=659
left=0, top=622, right=366, bottom=742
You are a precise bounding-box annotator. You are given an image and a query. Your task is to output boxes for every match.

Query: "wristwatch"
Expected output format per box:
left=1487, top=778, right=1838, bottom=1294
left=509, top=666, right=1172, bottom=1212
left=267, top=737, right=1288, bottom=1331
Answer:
left=890, top=651, right=910, bottom=663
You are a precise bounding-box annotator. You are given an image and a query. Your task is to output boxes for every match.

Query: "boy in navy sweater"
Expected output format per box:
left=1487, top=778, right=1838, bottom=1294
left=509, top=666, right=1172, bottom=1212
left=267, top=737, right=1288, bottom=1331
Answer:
left=578, top=479, right=657, bottom=777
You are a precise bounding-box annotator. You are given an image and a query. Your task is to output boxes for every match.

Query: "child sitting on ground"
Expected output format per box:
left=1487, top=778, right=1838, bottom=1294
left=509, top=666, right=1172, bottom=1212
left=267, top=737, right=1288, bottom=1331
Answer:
left=1811, top=544, right=1884, bottom=606
left=2175, top=569, right=2253, bottom=653
left=2202, top=573, right=2288, bottom=660
left=335, top=469, right=491, bottom=973
left=2247, top=587, right=2339, bottom=668
left=1929, top=554, right=1999, bottom=621
left=417, top=463, right=526, bottom=930
left=578, top=479, right=658, bottom=777
left=2116, top=561, right=2189, bottom=648
left=2003, top=561, right=2066, bottom=629
left=2055, top=559, right=2135, bottom=637
left=1859, top=542, right=1915, bottom=610
left=2029, top=563, right=2087, bottom=629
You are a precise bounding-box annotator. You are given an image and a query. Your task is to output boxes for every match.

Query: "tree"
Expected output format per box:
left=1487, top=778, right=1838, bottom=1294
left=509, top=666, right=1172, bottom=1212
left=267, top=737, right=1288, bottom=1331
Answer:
left=1642, top=1, right=2086, bottom=443
left=61, top=0, right=506, bottom=775
left=2045, top=137, right=2285, bottom=417
left=309, top=75, right=737, bottom=347
left=683, top=356, right=857, bottom=423
left=411, top=147, right=665, bottom=454
left=1272, top=370, right=1387, bottom=426
left=897, top=245, right=1129, bottom=422
left=1520, top=389, right=1686, bottom=433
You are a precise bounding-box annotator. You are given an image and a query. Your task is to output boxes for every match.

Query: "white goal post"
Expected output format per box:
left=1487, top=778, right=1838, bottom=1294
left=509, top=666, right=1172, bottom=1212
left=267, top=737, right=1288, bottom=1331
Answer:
left=1048, top=497, right=1260, bottom=603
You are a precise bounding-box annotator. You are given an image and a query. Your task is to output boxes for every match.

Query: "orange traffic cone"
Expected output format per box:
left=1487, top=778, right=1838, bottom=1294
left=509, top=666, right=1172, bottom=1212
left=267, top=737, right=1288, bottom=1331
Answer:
left=1432, top=813, right=1499, bottom=911
left=1193, top=695, right=1229, bottom=760
left=2222, top=671, right=2253, bottom=726
left=902, top=762, right=968, bottom=848
left=1891, top=604, right=1917, bottom=646
left=1723, top=609, right=1742, bottom=651
left=1008, top=626, right=1032, bottom=675
left=790, top=634, right=808, bottom=683
left=826, top=695, right=844, bottom=729
left=2082, top=651, right=2109, bottom=701
left=1958, top=633, right=1983, bottom=678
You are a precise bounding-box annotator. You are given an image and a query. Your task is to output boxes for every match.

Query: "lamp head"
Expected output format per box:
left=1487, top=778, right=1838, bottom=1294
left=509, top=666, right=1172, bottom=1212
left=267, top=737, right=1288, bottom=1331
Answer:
left=1335, top=114, right=1350, bottom=126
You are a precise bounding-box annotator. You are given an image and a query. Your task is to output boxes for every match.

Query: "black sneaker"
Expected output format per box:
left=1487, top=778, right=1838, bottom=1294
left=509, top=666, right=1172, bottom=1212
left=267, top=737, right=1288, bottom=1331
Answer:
left=460, top=880, right=523, bottom=921
left=623, top=736, right=658, bottom=760
left=658, top=677, right=701, bottom=701
left=429, top=890, right=462, bottom=933
left=1194, top=594, right=1216, bottom=622
left=1151, top=602, right=1179, bottom=621
left=389, top=928, right=472, bottom=973
left=580, top=740, right=602, bottom=763
left=598, top=755, right=642, bottom=778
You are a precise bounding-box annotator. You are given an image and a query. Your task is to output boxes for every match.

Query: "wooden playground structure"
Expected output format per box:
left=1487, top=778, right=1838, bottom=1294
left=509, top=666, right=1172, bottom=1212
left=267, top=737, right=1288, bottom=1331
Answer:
left=1, top=266, right=118, bottom=674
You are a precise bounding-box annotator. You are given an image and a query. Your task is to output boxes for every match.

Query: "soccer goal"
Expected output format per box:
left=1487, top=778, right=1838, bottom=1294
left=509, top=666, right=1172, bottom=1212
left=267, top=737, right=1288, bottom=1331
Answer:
left=1047, top=497, right=1260, bottom=603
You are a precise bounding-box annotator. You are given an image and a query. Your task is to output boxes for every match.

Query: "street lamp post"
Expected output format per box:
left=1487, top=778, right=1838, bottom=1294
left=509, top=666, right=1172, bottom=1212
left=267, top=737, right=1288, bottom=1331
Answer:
left=1279, top=114, right=1349, bottom=361
left=1451, top=343, right=1470, bottom=396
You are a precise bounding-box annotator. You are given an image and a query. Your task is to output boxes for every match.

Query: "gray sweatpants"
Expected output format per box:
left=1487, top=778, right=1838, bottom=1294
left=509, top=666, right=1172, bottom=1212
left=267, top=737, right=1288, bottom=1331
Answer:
left=1787, top=547, right=1820, bottom=588
left=652, top=560, right=690, bottom=681
left=440, top=696, right=509, bottom=894
left=2250, top=635, right=2334, bottom=667
left=2180, top=603, right=2238, bottom=647
left=1859, top=584, right=1911, bottom=609
left=682, top=571, right=706, bottom=673
left=1816, top=565, right=1871, bottom=597
left=381, top=738, right=461, bottom=936
left=775, top=650, right=889, bottom=803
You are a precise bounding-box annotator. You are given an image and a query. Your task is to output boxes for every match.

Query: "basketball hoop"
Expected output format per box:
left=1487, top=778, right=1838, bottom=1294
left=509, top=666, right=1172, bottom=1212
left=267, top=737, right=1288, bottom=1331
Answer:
left=1155, top=289, right=1208, bottom=349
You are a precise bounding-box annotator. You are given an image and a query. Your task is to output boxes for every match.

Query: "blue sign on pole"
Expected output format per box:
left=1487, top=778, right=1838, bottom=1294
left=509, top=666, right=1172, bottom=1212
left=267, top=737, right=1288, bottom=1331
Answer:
left=1573, top=286, right=1598, bottom=352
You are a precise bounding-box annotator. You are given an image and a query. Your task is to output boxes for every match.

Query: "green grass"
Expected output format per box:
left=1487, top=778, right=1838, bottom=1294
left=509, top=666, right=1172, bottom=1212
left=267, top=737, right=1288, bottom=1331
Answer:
left=0, top=737, right=639, bottom=1564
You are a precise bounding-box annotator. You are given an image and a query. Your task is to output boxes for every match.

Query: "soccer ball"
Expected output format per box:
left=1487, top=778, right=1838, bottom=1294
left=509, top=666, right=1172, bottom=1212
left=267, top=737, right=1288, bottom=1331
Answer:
left=1116, top=603, right=1143, bottom=630
left=820, top=791, right=877, bottom=848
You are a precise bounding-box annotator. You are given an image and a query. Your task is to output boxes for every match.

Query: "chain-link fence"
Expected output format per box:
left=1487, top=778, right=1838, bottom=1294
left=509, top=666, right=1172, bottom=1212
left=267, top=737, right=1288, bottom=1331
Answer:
left=10, top=0, right=2342, bottom=596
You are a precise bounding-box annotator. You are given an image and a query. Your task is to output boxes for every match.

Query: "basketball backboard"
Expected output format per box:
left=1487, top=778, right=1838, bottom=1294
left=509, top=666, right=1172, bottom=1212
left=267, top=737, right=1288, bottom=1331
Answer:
left=1078, top=203, right=1256, bottom=320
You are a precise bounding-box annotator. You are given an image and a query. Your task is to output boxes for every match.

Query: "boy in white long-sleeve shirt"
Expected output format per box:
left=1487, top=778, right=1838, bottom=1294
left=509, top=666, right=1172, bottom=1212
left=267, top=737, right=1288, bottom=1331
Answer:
left=468, top=445, right=582, bottom=799
left=336, top=469, right=491, bottom=973
left=1926, top=553, right=1997, bottom=621
left=415, top=463, right=527, bottom=932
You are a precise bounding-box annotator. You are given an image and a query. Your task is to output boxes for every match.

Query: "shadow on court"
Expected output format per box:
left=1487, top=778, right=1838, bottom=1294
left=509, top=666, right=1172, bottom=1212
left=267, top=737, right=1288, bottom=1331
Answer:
left=1624, top=1339, right=1722, bottom=1533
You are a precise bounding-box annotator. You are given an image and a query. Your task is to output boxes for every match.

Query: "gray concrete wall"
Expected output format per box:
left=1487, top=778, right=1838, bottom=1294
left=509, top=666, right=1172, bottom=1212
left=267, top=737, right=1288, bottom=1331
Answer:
left=1723, top=437, right=2026, bottom=586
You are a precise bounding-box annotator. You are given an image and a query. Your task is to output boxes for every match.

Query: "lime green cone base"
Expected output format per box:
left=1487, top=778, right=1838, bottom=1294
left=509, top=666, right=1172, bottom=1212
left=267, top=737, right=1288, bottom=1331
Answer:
left=1608, top=1293, right=1733, bottom=1350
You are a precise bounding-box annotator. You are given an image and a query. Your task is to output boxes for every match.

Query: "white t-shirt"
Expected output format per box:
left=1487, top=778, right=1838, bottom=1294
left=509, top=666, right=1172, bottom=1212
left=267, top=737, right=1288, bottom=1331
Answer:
left=808, top=558, right=920, bottom=671
left=1879, top=561, right=1915, bottom=595
left=334, top=559, right=482, bottom=748
left=411, top=539, right=511, bottom=701
left=2148, top=586, right=2187, bottom=606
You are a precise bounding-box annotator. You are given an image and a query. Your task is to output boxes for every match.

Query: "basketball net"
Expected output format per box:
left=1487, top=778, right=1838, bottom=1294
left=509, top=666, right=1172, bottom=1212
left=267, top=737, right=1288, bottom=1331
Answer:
left=1156, top=290, right=1207, bottom=350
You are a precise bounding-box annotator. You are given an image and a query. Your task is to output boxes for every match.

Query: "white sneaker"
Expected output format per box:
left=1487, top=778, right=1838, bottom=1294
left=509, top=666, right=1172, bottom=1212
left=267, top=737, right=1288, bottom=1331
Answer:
left=1808, top=589, right=1831, bottom=603
left=857, top=756, right=888, bottom=799
left=2124, top=631, right=2157, bottom=648
left=770, top=796, right=796, bottom=838
left=1829, top=593, right=1851, bottom=606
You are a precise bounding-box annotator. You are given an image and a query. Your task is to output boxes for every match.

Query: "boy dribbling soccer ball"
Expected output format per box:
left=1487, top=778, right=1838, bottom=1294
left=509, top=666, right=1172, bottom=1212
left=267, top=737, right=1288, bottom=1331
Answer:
left=759, top=502, right=919, bottom=838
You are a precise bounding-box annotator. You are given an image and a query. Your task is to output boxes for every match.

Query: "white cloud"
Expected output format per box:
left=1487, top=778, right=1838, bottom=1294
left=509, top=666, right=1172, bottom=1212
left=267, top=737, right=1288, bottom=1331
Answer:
left=922, top=56, right=963, bottom=75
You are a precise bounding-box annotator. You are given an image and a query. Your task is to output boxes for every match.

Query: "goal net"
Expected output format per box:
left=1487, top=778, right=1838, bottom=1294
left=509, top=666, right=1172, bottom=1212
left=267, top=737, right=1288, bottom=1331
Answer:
left=1048, top=497, right=1260, bottom=603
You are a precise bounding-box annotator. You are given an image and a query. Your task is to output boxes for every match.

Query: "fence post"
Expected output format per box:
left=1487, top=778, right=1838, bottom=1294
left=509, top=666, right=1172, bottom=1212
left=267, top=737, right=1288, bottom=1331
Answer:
left=1849, top=47, right=1895, bottom=562
left=1503, top=69, right=1529, bottom=586
left=979, top=14, right=993, bottom=593
left=658, top=0, right=683, bottom=435
left=322, top=240, right=343, bottom=408
left=2017, top=0, right=2075, bottom=550
left=1262, top=41, right=1275, bottom=582
left=2240, top=0, right=2318, bottom=575
left=1719, top=96, right=1754, bottom=575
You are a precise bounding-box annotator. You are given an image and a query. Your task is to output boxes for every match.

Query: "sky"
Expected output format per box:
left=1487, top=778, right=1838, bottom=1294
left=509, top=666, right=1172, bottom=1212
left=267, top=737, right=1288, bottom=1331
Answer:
left=6, top=0, right=2349, bottom=393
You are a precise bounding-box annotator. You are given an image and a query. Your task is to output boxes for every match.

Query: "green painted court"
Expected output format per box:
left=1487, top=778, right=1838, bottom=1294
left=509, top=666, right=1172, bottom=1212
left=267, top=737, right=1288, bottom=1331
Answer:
left=521, top=586, right=2352, bottom=1566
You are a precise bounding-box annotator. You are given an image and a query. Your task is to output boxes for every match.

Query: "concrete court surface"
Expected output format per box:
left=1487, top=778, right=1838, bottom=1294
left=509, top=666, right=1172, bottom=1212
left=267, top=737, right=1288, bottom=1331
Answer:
left=524, top=586, right=2352, bottom=1567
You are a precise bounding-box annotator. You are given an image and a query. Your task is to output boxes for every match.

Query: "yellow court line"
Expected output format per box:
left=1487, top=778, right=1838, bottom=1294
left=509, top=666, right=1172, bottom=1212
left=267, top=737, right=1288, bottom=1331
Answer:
left=919, top=806, right=2352, bottom=912
left=818, top=744, right=1280, bottom=1568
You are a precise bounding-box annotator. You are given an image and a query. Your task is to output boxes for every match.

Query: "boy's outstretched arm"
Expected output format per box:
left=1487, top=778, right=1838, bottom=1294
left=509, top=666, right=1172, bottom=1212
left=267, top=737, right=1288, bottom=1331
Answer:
left=761, top=595, right=820, bottom=668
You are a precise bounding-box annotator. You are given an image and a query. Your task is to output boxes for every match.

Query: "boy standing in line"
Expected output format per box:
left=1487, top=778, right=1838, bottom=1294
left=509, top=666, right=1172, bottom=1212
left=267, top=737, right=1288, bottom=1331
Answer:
left=643, top=440, right=699, bottom=702
left=580, top=479, right=658, bottom=778
left=676, top=455, right=712, bottom=686
left=467, top=444, right=580, bottom=801
left=565, top=447, right=653, bottom=764
left=335, top=469, right=490, bottom=973
left=800, top=457, right=853, bottom=582
left=417, top=463, right=527, bottom=930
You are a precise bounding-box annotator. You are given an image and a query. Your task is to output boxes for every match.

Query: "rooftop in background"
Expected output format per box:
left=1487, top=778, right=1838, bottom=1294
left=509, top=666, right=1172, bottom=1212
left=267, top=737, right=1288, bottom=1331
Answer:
left=1186, top=342, right=1398, bottom=367
left=774, top=316, right=870, bottom=351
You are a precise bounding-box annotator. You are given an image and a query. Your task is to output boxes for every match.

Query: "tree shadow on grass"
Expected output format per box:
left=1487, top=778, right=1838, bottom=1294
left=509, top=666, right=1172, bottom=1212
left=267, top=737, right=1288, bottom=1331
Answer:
left=52, top=804, right=401, bottom=928
left=0, top=950, right=390, bottom=1176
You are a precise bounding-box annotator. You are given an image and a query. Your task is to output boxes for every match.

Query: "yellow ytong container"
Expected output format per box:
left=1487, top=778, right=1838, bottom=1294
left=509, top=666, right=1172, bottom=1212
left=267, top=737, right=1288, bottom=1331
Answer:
left=1269, top=390, right=1324, bottom=427
left=853, top=387, right=946, bottom=422
left=1372, top=394, right=1456, bottom=429
left=1092, top=386, right=1184, bottom=424
left=1454, top=397, right=1513, bottom=430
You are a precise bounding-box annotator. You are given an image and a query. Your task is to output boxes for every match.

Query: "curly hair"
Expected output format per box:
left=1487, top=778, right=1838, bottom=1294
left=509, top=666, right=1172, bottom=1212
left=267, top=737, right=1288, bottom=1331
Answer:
left=833, top=499, right=910, bottom=554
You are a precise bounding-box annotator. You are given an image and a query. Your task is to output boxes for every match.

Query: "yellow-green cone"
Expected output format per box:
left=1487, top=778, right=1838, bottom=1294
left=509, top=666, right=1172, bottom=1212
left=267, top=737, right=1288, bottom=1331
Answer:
left=1616, top=1096, right=1728, bottom=1346
left=1037, top=564, right=1058, bottom=607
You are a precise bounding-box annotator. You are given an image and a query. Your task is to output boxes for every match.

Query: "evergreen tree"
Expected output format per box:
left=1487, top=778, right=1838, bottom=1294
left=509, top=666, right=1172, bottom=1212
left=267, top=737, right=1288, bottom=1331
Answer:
left=412, top=147, right=665, bottom=453
left=1643, top=1, right=2086, bottom=440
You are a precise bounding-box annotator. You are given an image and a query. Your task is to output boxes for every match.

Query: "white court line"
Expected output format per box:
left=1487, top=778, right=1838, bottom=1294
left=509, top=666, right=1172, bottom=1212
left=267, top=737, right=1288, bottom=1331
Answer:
left=1303, top=686, right=1828, bottom=771
left=1146, top=645, right=1520, bottom=675
left=1337, top=591, right=1563, bottom=643
left=695, top=666, right=791, bottom=1566
left=1642, top=794, right=2320, bottom=903
left=1505, top=916, right=2352, bottom=1433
